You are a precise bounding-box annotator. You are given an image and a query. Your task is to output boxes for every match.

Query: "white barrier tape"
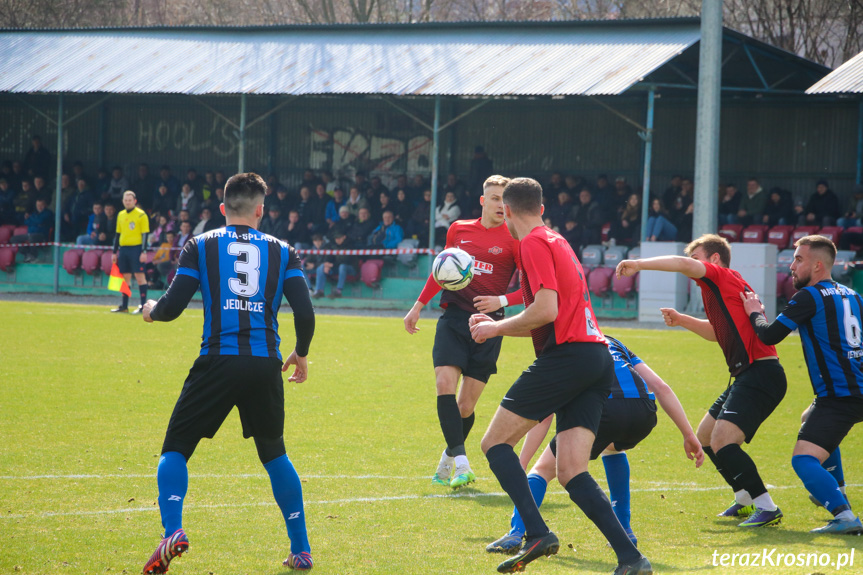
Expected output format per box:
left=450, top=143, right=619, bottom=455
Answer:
left=0, top=241, right=436, bottom=256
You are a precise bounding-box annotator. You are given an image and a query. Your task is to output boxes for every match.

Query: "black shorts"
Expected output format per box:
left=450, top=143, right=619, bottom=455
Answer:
left=502, top=342, right=613, bottom=435
left=163, top=355, right=285, bottom=454
left=117, top=245, right=144, bottom=274
left=591, top=398, right=658, bottom=460
left=798, top=396, right=863, bottom=454
left=707, top=359, right=787, bottom=443
left=432, top=306, right=502, bottom=383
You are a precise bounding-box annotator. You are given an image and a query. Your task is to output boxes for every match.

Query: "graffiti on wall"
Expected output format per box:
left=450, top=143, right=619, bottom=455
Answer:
left=138, top=116, right=238, bottom=158
left=310, top=127, right=432, bottom=176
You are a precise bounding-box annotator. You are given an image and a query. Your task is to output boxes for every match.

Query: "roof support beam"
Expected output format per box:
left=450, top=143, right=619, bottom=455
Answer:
left=640, top=87, right=656, bottom=242
left=588, top=96, right=647, bottom=133
left=743, top=43, right=769, bottom=90
left=428, top=96, right=441, bottom=255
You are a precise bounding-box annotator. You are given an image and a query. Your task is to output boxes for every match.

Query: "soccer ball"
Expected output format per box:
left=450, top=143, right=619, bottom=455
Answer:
left=433, top=247, right=474, bottom=291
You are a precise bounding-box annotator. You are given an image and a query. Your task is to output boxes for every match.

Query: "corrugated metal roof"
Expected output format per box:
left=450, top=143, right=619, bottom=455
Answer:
left=0, top=23, right=701, bottom=96
left=807, top=49, right=863, bottom=94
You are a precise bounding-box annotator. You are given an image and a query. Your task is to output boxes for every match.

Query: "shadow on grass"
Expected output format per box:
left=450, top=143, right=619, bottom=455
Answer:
left=517, top=554, right=717, bottom=573
left=701, top=518, right=861, bottom=550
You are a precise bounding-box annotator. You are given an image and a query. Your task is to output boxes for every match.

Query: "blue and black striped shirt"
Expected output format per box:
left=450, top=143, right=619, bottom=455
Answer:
left=606, top=335, right=655, bottom=400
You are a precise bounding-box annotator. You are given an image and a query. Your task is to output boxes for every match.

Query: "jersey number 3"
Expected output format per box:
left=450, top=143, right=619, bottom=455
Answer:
left=227, top=242, right=261, bottom=297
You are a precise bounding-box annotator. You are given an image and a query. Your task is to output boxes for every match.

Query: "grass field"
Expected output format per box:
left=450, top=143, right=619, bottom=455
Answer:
left=1, top=300, right=861, bottom=575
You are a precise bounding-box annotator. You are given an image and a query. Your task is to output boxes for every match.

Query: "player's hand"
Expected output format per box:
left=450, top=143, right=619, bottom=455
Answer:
left=111, top=253, right=117, bottom=264
left=684, top=433, right=704, bottom=468
left=469, top=313, right=493, bottom=328
left=403, top=302, right=422, bottom=334
left=282, top=349, right=308, bottom=383
left=660, top=307, right=683, bottom=327
left=473, top=295, right=502, bottom=314
left=469, top=314, right=497, bottom=343
left=615, top=259, right=639, bottom=279
left=139, top=252, right=147, bottom=263
left=141, top=299, right=158, bottom=323
left=740, top=291, right=765, bottom=315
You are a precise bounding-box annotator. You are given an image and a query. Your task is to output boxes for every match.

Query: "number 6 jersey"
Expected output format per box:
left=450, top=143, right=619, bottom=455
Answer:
left=175, top=225, right=305, bottom=359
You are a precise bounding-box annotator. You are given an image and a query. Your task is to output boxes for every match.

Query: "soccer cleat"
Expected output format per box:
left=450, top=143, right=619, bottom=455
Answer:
left=738, top=507, right=783, bottom=528
left=131, top=305, right=144, bottom=315
left=450, top=466, right=477, bottom=490
left=432, top=450, right=454, bottom=486
left=111, top=306, right=129, bottom=313
left=810, top=517, right=863, bottom=535
left=613, top=556, right=653, bottom=575
left=717, top=502, right=756, bottom=517
left=142, top=528, right=189, bottom=574
left=284, top=551, right=314, bottom=571
left=496, top=531, right=559, bottom=573
left=486, top=532, right=524, bottom=554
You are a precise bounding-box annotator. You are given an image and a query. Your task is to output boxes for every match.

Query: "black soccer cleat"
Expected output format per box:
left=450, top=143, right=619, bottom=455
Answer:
left=496, top=531, right=559, bottom=573
left=613, top=556, right=653, bottom=575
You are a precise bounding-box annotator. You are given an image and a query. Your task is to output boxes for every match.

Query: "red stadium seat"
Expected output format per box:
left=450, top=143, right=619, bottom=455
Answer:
left=62, top=249, right=84, bottom=275
left=0, top=225, right=14, bottom=244
left=101, top=250, right=114, bottom=275
left=846, top=226, right=863, bottom=251
left=81, top=250, right=103, bottom=275
left=0, top=247, right=15, bottom=271
left=781, top=273, right=797, bottom=301
left=818, top=226, right=842, bottom=245
left=588, top=267, right=614, bottom=297
left=360, top=259, right=384, bottom=288
left=613, top=272, right=637, bottom=298
left=601, top=222, right=612, bottom=242
left=718, top=224, right=743, bottom=242
left=742, top=225, right=768, bottom=243
left=776, top=272, right=789, bottom=297
left=13, top=226, right=28, bottom=237
left=792, top=226, right=819, bottom=244
left=767, top=225, right=793, bottom=249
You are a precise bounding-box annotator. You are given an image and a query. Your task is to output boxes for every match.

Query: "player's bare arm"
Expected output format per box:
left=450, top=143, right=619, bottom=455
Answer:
left=403, top=301, right=424, bottom=334
left=660, top=307, right=717, bottom=342
left=616, top=256, right=706, bottom=280
left=470, top=288, right=556, bottom=343
left=634, top=362, right=704, bottom=467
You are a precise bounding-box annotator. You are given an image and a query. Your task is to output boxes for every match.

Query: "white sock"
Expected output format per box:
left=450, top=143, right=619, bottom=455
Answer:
left=753, top=492, right=777, bottom=512
left=454, top=455, right=469, bottom=469
left=840, top=485, right=847, bottom=495
left=441, top=448, right=453, bottom=463
left=735, top=490, right=753, bottom=506
left=836, top=510, right=856, bottom=521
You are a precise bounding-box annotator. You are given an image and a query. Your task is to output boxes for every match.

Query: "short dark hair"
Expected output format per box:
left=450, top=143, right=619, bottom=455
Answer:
left=224, top=172, right=266, bottom=216
left=502, top=177, right=543, bottom=215
left=685, top=234, right=731, bottom=268
left=795, top=234, right=836, bottom=266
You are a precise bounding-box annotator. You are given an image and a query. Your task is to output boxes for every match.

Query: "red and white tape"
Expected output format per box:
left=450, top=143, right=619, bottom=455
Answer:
left=0, top=241, right=437, bottom=256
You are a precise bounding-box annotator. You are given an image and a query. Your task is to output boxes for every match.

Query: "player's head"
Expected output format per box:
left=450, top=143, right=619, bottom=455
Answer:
left=502, top=178, right=544, bottom=238
left=223, top=172, right=266, bottom=221
left=479, top=175, right=510, bottom=226
left=791, top=235, right=836, bottom=289
left=122, top=191, right=137, bottom=210
left=685, top=234, right=731, bottom=268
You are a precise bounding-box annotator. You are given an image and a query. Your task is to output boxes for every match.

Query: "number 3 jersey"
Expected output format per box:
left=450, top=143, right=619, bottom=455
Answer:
left=775, top=280, right=863, bottom=398
left=175, top=225, right=304, bottom=359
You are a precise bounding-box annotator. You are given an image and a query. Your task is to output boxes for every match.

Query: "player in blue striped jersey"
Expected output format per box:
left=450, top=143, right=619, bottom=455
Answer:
left=486, top=335, right=703, bottom=555
left=744, top=235, right=863, bottom=535
left=140, top=172, right=316, bottom=572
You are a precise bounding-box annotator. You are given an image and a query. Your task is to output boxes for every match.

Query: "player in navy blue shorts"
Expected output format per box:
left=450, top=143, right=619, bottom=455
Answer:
left=140, top=172, right=316, bottom=572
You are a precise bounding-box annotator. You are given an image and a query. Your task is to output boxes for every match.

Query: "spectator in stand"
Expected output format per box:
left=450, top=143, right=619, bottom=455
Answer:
left=259, top=204, right=288, bottom=239
left=543, top=216, right=556, bottom=231
left=157, top=165, right=180, bottom=200
left=0, top=178, right=15, bottom=225
left=301, top=168, right=321, bottom=193
left=284, top=209, right=310, bottom=248
left=131, top=163, right=156, bottom=211
left=761, top=187, right=794, bottom=227
left=151, top=184, right=174, bottom=220
left=14, top=179, right=35, bottom=223
left=265, top=186, right=293, bottom=216
left=59, top=173, right=76, bottom=212
left=546, top=172, right=565, bottom=198
left=663, top=175, right=682, bottom=211
left=70, top=161, right=88, bottom=189
left=547, top=189, right=574, bottom=231
left=64, top=178, right=94, bottom=240
left=201, top=171, right=216, bottom=203
left=76, top=201, right=106, bottom=245
left=838, top=184, right=863, bottom=228
left=567, top=187, right=603, bottom=250
left=369, top=176, right=389, bottom=198
left=265, top=173, right=285, bottom=196
left=441, top=173, right=466, bottom=204
left=208, top=187, right=226, bottom=229
left=325, top=187, right=347, bottom=228
left=321, top=170, right=339, bottom=196
left=304, top=233, right=328, bottom=294
left=354, top=171, right=371, bottom=197
left=645, top=197, right=677, bottom=241
left=609, top=192, right=642, bottom=247
left=214, top=170, right=227, bottom=191
left=1, top=161, right=14, bottom=187
left=150, top=214, right=175, bottom=247
left=345, top=185, right=368, bottom=219
left=174, top=220, right=193, bottom=250
left=394, top=175, right=409, bottom=198
left=560, top=218, right=580, bottom=251
left=93, top=168, right=111, bottom=201
left=610, top=176, right=633, bottom=216
left=307, top=184, right=329, bottom=233
left=406, top=174, right=426, bottom=202
left=434, top=190, right=461, bottom=245
left=176, top=209, right=193, bottom=229
left=718, top=183, right=741, bottom=225
left=669, top=178, right=694, bottom=242
left=348, top=206, right=375, bottom=247
left=100, top=203, right=117, bottom=246
left=175, top=183, right=200, bottom=220
left=330, top=205, right=354, bottom=240
left=322, top=231, right=359, bottom=299
left=108, top=166, right=128, bottom=203
left=31, top=176, right=51, bottom=208
left=469, top=146, right=494, bottom=196
left=192, top=207, right=213, bottom=236
left=795, top=179, right=840, bottom=226
left=737, top=177, right=767, bottom=227
left=11, top=197, right=53, bottom=262
left=564, top=174, right=584, bottom=197
left=148, top=230, right=178, bottom=289
left=9, top=161, right=25, bottom=192
left=183, top=168, right=202, bottom=196
left=295, top=185, right=315, bottom=232
left=369, top=209, right=404, bottom=249
left=23, top=135, right=51, bottom=179
left=378, top=191, right=394, bottom=223
left=392, top=188, right=413, bottom=229
left=409, top=189, right=432, bottom=244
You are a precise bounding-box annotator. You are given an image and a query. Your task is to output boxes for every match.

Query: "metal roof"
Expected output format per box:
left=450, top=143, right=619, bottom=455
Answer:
left=0, top=22, right=702, bottom=96
left=807, top=49, right=863, bottom=94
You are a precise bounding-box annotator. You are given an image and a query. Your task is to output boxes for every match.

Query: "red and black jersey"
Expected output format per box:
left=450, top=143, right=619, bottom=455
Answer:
left=519, top=226, right=605, bottom=357
left=695, top=262, right=777, bottom=376
left=418, top=219, right=519, bottom=319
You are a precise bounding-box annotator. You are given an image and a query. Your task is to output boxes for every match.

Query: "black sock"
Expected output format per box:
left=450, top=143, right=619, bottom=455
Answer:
left=715, top=444, right=767, bottom=499
left=565, top=472, right=640, bottom=565
left=461, top=412, right=475, bottom=442
left=486, top=443, right=548, bottom=537
left=122, top=293, right=129, bottom=308
left=139, top=284, right=148, bottom=306
left=704, top=445, right=743, bottom=492
left=437, top=395, right=465, bottom=457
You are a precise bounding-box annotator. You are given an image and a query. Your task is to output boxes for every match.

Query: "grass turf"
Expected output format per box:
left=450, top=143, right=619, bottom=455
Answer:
left=0, top=301, right=860, bottom=574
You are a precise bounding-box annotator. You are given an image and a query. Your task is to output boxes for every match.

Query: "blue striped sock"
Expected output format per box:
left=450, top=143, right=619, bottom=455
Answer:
left=510, top=474, right=548, bottom=536
left=264, top=454, right=310, bottom=554
left=823, top=448, right=845, bottom=487
left=157, top=452, right=188, bottom=536
left=602, top=453, right=631, bottom=531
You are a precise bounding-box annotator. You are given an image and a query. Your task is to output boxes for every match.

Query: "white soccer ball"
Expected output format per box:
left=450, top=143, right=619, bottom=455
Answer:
left=433, top=247, right=474, bottom=291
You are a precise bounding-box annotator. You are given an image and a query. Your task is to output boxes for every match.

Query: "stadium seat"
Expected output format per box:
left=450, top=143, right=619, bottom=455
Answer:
left=600, top=222, right=612, bottom=243
left=580, top=244, right=604, bottom=269
left=0, top=224, right=14, bottom=244
left=767, top=225, right=793, bottom=249
left=397, top=238, right=419, bottom=268
left=781, top=273, right=797, bottom=301
left=792, top=225, right=819, bottom=244
left=62, top=249, right=84, bottom=275
left=833, top=250, right=855, bottom=283
left=613, top=272, right=637, bottom=298
left=588, top=267, right=614, bottom=297
left=718, top=224, right=744, bottom=242
left=81, top=249, right=103, bottom=275
left=742, top=225, right=768, bottom=243
left=776, top=272, right=789, bottom=297
left=845, top=226, right=863, bottom=251
left=13, top=226, right=28, bottom=237
left=101, top=250, right=114, bottom=275
left=819, top=226, right=843, bottom=245
left=776, top=249, right=795, bottom=272
left=627, top=246, right=640, bottom=260
left=602, top=245, right=628, bottom=269
left=360, top=259, right=384, bottom=288
left=0, top=247, right=15, bottom=271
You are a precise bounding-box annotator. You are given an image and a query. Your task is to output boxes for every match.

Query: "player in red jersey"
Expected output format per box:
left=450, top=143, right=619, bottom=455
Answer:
left=470, top=178, right=650, bottom=575
left=616, top=233, right=787, bottom=528
left=404, top=175, right=521, bottom=490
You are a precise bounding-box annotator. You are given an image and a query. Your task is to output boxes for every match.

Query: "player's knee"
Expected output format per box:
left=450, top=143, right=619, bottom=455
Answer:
left=255, top=435, right=287, bottom=465
left=161, top=438, right=197, bottom=461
